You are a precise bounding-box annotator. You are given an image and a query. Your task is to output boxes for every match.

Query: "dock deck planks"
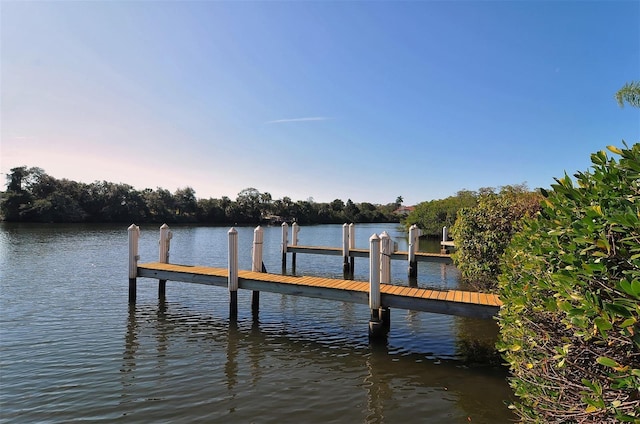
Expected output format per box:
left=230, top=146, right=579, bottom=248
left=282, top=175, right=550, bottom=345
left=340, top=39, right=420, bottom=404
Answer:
left=137, top=262, right=501, bottom=319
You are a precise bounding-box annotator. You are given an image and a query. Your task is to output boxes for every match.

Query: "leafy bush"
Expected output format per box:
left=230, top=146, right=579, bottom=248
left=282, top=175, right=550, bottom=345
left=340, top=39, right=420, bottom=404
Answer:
left=498, top=144, right=640, bottom=423
left=450, top=185, right=542, bottom=291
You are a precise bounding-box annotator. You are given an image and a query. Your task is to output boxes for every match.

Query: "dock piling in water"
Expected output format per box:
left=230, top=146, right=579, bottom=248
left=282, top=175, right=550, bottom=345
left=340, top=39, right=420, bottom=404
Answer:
left=291, top=222, right=299, bottom=273
left=128, top=224, right=140, bottom=304
left=441, top=226, right=450, bottom=254
left=281, top=222, right=288, bottom=272
left=158, top=224, right=172, bottom=299
left=251, top=226, right=264, bottom=314
left=368, top=233, right=386, bottom=339
left=342, top=223, right=351, bottom=278
left=408, top=225, right=418, bottom=278
left=349, top=223, right=355, bottom=275
left=228, top=227, right=238, bottom=319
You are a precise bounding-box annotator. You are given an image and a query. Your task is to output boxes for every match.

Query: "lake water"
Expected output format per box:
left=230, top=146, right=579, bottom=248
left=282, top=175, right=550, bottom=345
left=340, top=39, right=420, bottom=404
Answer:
left=0, top=222, right=515, bottom=423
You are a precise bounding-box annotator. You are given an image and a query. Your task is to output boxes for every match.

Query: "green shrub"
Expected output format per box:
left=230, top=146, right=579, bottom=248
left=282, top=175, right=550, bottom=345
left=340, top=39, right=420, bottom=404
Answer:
left=498, top=144, right=640, bottom=423
left=450, top=185, right=542, bottom=291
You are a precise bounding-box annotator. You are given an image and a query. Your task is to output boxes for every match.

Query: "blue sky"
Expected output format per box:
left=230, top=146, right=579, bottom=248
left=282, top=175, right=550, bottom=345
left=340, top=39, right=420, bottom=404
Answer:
left=2, top=1, right=638, bottom=205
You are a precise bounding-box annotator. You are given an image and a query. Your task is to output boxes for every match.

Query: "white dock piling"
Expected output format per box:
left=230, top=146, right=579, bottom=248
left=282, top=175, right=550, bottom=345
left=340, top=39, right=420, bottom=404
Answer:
left=349, top=223, right=355, bottom=275
left=291, top=222, right=299, bottom=271
left=408, top=224, right=418, bottom=278
left=281, top=222, right=289, bottom=271
left=251, top=226, right=264, bottom=314
left=228, top=227, right=239, bottom=318
left=369, top=234, right=381, bottom=310
left=128, top=224, right=140, bottom=304
left=342, top=223, right=350, bottom=277
left=441, top=226, right=449, bottom=254
left=158, top=223, right=172, bottom=298
left=380, top=231, right=392, bottom=285
left=368, top=233, right=386, bottom=338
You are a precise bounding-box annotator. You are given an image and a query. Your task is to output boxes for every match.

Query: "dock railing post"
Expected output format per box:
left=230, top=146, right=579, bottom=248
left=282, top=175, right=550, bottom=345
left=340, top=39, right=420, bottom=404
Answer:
left=408, top=224, right=418, bottom=278
left=380, top=231, right=391, bottom=284
left=158, top=223, right=172, bottom=299
left=379, top=231, right=392, bottom=333
left=342, top=223, right=350, bottom=278
left=228, top=227, right=239, bottom=319
left=251, top=225, right=264, bottom=315
left=368, top=233, right=385, bottom=339
left=441, top=226, right=449, bottom=254
left=128, top=224, right=140, bottom=304
left=349, top=223, right=355, bottom=275
left=281, top=222, right=289, bottom=273
left=291, top=222, right=299, bottom=272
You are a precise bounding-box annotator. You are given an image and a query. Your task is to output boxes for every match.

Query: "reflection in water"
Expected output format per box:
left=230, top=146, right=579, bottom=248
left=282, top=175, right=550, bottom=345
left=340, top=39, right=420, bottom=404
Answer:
left=226, top=319, right=238, bottom=393
left=121, top=304, right=138, bottom=395
left=364, top=341, right=391, bottom=423
left=120, top=300, right=514, bottom=423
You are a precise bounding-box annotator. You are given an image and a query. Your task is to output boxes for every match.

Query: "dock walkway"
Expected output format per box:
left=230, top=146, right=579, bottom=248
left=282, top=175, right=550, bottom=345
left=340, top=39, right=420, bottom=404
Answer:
left=137, top=262, right=501, bottom=319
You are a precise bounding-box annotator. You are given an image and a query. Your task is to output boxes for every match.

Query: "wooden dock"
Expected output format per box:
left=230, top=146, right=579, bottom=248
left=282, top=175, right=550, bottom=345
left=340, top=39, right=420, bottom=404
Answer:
left=128, top=224, right=499, bottom=339
left=287, top=245, right=453, bottom=263
left=136, top=262, right=501, bottom=319
left=281, top=223, right=453, bottom=278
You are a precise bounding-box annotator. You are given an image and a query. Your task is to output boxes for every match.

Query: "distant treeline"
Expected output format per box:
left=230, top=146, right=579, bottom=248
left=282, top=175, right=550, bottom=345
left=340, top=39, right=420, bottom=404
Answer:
left=0, top=166, right=402, bottom=225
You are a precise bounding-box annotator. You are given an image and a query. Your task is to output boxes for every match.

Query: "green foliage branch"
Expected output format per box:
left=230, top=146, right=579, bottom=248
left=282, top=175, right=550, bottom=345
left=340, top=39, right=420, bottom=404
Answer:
left=498, top=144, right=640, bottom=423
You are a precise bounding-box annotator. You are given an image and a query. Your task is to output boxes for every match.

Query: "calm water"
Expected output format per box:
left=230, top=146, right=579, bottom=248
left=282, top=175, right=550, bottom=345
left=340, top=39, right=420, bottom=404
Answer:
left=0, top=223, right=515, bottom=423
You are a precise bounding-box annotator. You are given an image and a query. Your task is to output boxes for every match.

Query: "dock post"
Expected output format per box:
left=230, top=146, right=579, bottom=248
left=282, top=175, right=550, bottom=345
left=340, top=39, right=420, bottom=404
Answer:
left=408, top=225, right=418, bottom=278
left=379, top=231, right=392, bottom=335
left=251, top=226, right=264, bottom=315
left=349, top=223, right=355, bottom=275
left=228, top=227, right=239, bottom=319
left=128, top=224, right=140, bottom=304
left=281, top=222, right=289, bottom=273
left=441, top=226, right=449, bottom=254
left=380, top=231, right=391, bottom=285
left=291, top=222, right=299, bottom=272
left=158, top=223, right=172, bottom=300
left=368, top=233, right=386, bottom=339
left=342, top=223, right=350, bottom=278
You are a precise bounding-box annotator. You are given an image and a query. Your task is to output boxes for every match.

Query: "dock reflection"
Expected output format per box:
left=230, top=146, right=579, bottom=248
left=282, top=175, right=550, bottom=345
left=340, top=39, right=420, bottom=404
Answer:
left=121, top=301, right=514, bottom=422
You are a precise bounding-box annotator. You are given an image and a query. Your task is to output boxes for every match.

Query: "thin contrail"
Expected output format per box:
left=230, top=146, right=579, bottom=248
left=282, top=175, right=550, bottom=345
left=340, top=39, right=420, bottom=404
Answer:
left=266, top=117, right=331, bottom=124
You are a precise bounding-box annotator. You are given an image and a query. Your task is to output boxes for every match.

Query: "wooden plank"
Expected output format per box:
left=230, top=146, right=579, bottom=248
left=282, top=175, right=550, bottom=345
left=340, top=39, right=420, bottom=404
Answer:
left=421, top=289, right=437, bottom=300
left=453, top=290, right=463, bottom=303
left=387, top=285, right=405, bottom=295
left=459, top=291, right=471, bottom=303
left=444, top=291, right=457, bottom=302
left=405, top=288, right=421, bottom=298
left=477, top=293, right=491, bottom=305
